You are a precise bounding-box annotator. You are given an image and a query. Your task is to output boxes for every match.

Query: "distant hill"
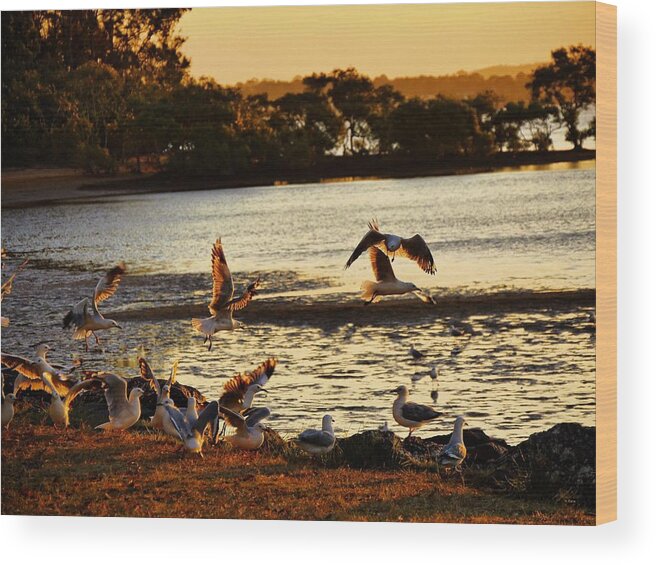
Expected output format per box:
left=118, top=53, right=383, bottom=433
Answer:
left=234, top=63, right=545, bottom=104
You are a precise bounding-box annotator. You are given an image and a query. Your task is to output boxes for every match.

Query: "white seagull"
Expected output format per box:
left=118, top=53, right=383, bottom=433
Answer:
left=139, top=357, right=178, bottom=430
left=438, top=416, right=467, bottom=484
left=296, top=415, right=336, bottom=456
left=392, top=385, right=442, bottom=437
left=345, top=219, right=436, bottom=274
left=40, top=371, right=97, bottom=428
left=1, top=344, right=80, bottom=396
left=360, top=248, right=435, bottom=305
left=192, top=239, right=260, bottom=351
left=1, top=373, right=19, bottom=429
left=63, top=262, right=126, bottom=351
left=95, top=373, right=144, bottom=431
left=163, top=399, right=219, bottom=456
left=220, top=405, right=271, bottom=451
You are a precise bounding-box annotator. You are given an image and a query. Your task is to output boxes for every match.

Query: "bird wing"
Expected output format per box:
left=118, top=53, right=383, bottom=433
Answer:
left=94, top=262, right=126, bottom=305
left=440, top=442, right=467, bottom=461
left=63, top=298, right=90, bottom=329
left=1, top=259, right=29, bottom=300
left=138, top=357, right=160, bottom=396
left=40, top=372, right=61, bottom=399
left=402, top=402, right=442, bottom=422
left=368, top=247, right=396, bottom=282
left=398, top=234, right=436, bottom=274
left=245, top=406, right=271, bottom=427
left=219, top=357, right=277, bottom=410
left=98, top=373, right=129, bottom=417
left=1, top=353, right=41, bottom=379
left=165, top=360, right=178, bottom=388
left=298, top=429, right=334, bottom=447
left=164, top=403, right=192, bottom=440
left=208, top=239, right=235, bottom=315
left=64, top=378, right=99, bottom=409
left=193, top=400, right=219, bottom=438
left=344, top=221, right=386, bottom=269
left=227, top=278, right=260, bottom=312
left=219, top=405, right=247, bottom=431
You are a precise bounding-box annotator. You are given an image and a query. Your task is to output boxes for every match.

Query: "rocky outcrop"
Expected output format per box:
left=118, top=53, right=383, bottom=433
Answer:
left=336, top=430, right=419, bottom=469
left=492, top=423, right=596, bottom=508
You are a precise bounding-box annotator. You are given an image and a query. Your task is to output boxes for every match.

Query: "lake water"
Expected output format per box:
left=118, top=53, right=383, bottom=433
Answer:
left=1, top=164, right=596, bottom=443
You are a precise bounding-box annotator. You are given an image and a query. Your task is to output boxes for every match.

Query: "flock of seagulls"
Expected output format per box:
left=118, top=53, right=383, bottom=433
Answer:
left=1, top=219, right=467, bottom=473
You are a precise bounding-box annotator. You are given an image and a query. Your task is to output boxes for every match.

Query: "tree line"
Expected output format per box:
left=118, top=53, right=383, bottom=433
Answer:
left=1, top=10, right=596, bottom=175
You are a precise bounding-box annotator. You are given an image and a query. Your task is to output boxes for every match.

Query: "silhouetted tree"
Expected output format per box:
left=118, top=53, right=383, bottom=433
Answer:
left=527, top=45, right=595, bottom=150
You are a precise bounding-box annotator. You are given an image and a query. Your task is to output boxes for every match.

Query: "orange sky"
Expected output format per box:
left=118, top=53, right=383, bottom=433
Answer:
left=178, top=2, right=595, bottom=85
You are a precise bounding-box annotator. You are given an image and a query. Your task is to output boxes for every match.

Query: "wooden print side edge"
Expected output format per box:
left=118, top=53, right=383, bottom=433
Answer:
left=595, top=1, right=617, bottom=525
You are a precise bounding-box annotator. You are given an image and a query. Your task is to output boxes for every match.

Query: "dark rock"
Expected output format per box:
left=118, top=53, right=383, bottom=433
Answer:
left=493, top=423, right=595, bottom=508
left=336, top=430, right=419, bottom=469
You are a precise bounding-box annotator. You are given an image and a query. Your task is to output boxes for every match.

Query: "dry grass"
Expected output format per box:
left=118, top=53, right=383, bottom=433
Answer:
left=1, top=416, right=593, bottom=524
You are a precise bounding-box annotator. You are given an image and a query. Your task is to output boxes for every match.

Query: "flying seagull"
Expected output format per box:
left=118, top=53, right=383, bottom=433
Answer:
left=192, top=239, right=260, bottom=351
left=139, top=357, right=178, bottom=430
left=1, top=344, right=81, bottom=396
left=63, top=262, right=126, bottom=351
left=163, top=398, right=219, bottom=456
left=296, top=414, right=336, bottom=456
left=360, top=248, right=435, bottom=305
left=220, top=405, right=271, bottom=451
left=40, top=371, right=98, bottom=428
left=392, top=385, right=442, bottom=437
left=95, top=373, right=144, bottom=431
left=345, top=219, right=436, bottom=274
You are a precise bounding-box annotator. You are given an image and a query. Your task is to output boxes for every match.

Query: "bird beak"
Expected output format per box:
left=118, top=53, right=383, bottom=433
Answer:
left=115, top=324, right=122, bottom=329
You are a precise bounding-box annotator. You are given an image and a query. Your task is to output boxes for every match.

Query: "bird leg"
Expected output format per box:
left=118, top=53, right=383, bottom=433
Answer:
left=365, top=293, right=378, bottom=305
left=407, top=429, right=414, bottom=439
left=84, top=332, right=90, bottom=352
left=207, top=335, right=213, bottom=352
left=92, top=331, right=101, bottom=347
left=203, top=335, right=208, bottom=345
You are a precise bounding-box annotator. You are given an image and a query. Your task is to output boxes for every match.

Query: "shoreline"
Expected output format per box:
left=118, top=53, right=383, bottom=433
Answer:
left=1, top=150, right=595, bottom=208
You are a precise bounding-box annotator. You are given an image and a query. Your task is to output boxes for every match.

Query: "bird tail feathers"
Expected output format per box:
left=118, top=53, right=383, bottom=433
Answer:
left=192, top=316, right=217, bottom=336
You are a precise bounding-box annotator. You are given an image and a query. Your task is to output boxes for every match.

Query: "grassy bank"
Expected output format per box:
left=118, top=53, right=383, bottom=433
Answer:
left=1, top=417, right=592, bottom=524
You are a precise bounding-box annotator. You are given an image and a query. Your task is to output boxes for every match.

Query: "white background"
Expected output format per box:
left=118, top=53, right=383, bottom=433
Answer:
left=1, top=0, right=654, bottom=562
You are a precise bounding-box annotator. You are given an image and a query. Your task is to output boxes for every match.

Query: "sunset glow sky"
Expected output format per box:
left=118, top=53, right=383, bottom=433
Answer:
left=178, top=2, right=596, bottom=84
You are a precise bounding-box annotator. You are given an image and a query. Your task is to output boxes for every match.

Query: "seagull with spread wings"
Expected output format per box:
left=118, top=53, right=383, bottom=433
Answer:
left=360, top=247, right=435, bottom=305
left=139, top=357, right=178, bottom=430
left=1, top=258, right=28, bottom=327
left=1, top=344, right=81, bottom=396
left=392, top=385, right=442, bottom=438
left=40, top=371, right=98, bottom=428
left=63, top=262, right=126, bottom=351
left=162, top=398, right=219, bottom=457
left=192, top=239, right=260, bottom=351
left=220, top=405, right=271, bottom=451
left=345, top=219, right=436, bottom=275
left=95, top=373, right=144, bottom=431
left=219, top=358, right=276, bottom=416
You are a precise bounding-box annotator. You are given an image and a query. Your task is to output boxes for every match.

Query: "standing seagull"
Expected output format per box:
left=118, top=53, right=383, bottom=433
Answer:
left=392, top=385, right=442, bottom=437
left=163, top=399, right=219, bottom=456
left=438, top=416, right=467, bottom=484
left=1, top=344, right=80, bottom=395
left=408, top=345, right=425, bottom=361
left=192, top=239, right=260, bottom=351
left=40, top=372, right=98, bottom=428
left=63, top=263, right=126, bottom=351
left=345, top=219, right=436, bottom=274
left=296, top=415, right=336, bottom=456
left=139, top=357, right=178, bottom=430
left=220, top=405, right=271, bottom=451
left=95, top=373, right=144, bottom=431
left=360, top=248, right=435, bottom=305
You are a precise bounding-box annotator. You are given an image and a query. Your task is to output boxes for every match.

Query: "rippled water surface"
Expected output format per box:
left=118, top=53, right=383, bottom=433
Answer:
left=1, top=165, right=596, bottom=443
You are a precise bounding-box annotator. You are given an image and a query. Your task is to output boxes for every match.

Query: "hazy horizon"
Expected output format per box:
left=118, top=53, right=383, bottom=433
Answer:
left=179, top=2, right=595, bottom=85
